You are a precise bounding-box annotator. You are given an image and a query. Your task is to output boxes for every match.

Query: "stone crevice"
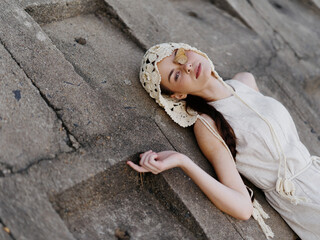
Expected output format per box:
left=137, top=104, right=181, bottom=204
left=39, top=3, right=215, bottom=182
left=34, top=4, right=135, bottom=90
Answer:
left=69, top=63, right=100, bottom=94
left=264, top=44, right=279, bottom=70
left=269, top=75, right=320, bottom=137
left=224, top=215, right=246, bottom=240
left=244, top=42, right=320, bottom=136
left=94, top=2, right=146, bottom=51
left=242, top=37, right=278, bottom=76
left=210, top=0, right=254, bottom=31
left=0, top=218, right=16, bottom=240
left=0, top=37, right=81, bottom=152
left=270, top=28, right=302, bottom=61
left=246, top=0, right=303, bottom=60
left=11, top=150, right=78, bottom=176
left=154, top=120, right=178, bottom=152
left=13, top=154, right=58, bottom=175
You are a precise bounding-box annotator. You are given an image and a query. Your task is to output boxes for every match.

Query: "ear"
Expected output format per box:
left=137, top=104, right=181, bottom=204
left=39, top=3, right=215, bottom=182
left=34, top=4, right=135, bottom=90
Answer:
left=170, top=93, right=187, bottom=100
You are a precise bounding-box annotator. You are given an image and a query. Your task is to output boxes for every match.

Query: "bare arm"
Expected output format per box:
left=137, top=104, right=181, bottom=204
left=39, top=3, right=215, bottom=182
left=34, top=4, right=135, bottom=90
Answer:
left=185, top=114, right=253, bottom=220
left=179, top=156, right=252, bottom=220
left=127, top=115, right=253, bottom=220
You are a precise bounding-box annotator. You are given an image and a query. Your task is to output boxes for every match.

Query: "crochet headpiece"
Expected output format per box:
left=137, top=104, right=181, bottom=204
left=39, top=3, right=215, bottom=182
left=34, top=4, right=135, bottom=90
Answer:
left=139, top=42, right=223, bottom=127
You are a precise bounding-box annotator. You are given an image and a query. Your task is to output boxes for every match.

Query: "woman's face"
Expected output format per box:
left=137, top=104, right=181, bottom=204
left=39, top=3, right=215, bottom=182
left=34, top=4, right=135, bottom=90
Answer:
left=157, top=49, right=213, bottom=99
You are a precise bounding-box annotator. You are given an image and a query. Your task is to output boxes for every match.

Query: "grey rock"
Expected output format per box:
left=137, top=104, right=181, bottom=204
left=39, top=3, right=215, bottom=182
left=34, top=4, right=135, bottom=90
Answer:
left=0, top=222, right=12, bottom=240
left=0, top=39, right=72, bottom=172
left=0, top=176, right=75, bottom=240
left=0, top=0, right=319, bottom=239
left=0, top=0, right=118, bottom=147
left=50, top=162, right=200, bottom=240
left=19, top=0, right=104, bottom=24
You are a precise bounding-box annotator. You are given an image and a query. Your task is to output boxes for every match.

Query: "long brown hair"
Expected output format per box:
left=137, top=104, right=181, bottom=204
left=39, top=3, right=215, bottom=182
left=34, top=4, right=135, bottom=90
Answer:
left=161, top=87, right=237, bottom=160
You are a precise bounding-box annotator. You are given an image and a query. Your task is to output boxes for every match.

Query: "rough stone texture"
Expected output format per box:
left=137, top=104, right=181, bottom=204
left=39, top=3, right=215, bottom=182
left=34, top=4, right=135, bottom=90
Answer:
left=311, top=0, right=320, bottom=9
left=0, top=36, right=72, bottom=173
left=0, top=0, right=117, bottom=147
left=0, top=176, right=76, bottom=240
left=253, top=0, right=320, bottom=59
left=0, top=222, right=12, bottom=240
left=20, top=0, right=104, bottom=24
left=0, top=0, right=319, bottom=239
left=212, top=0, right=320, bottom=127
left=50, top=163, right=200, bottom=240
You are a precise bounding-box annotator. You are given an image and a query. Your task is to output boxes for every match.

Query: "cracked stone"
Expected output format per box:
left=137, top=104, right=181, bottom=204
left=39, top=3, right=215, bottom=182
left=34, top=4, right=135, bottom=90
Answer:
left=0, top=1, right=319, bottom=240
left=0, top=36, right=72, bottom=172
left=69, top=134, right=80, bottom=149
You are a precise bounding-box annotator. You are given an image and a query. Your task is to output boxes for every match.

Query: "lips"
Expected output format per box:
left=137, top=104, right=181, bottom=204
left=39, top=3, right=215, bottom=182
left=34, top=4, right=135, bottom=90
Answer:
left=196, top=63, right=201, bottom=79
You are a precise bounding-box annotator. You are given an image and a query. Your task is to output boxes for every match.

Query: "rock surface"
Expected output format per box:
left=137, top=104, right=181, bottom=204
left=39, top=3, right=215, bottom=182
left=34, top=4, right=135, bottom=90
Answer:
left=0, top=0, right=319, bottom=239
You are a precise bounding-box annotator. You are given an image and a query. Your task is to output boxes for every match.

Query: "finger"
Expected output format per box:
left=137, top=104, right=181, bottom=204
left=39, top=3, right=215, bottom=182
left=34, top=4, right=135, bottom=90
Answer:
left=138, top=151, right=145, bottom=158
left=140, top=150, right=152, bottom=159
left=146, top=153, right=159, bottom=168
left=127, top=161, right=149, bottom=172
left=144, top=153, right=160, bottom=173
left=140, top=152, right=158, bottom=173
left=139, top=150, right=153, bottom=166
left=149, top=156, right=164, bottom=172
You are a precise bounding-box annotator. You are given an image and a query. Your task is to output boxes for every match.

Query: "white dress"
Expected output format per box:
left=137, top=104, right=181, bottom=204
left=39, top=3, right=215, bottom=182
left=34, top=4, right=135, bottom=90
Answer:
left=208, top=79, right=320, bottom=240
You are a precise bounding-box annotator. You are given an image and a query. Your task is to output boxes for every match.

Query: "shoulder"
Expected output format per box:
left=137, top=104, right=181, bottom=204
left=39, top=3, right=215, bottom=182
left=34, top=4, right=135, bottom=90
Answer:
left=194, top=114, right=238, bottom=180
left=193, top=114, right=224, bottom=151
left=194, top=114, right=219, bottom=137
left=231, top=72, right=260, bottom=92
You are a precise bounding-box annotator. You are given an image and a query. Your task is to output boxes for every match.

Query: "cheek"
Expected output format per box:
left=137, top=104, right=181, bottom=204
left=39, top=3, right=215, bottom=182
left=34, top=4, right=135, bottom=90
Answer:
left=180, top=75, right=192, bottom=87
left=203, top=61, right=212, bottom=76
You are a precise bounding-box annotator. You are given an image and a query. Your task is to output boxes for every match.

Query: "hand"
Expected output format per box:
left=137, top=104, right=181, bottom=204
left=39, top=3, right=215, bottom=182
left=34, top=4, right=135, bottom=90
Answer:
left=127, top=150, right=185, bottom=174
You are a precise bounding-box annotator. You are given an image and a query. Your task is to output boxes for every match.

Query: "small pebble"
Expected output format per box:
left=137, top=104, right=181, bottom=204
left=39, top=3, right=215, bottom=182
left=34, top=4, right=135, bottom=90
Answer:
left=75, top=37, right=86, bottom=45
left=188, top=11, right=198, bottom=18
left=115, top=228, right=130, bottom=240
left=3, top=226, right=10, bottom=234
left=124, top=79, right=132, bottom=85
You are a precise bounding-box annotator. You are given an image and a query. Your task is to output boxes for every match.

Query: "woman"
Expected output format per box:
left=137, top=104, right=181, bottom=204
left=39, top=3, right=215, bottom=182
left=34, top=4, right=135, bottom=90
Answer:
left=127, top=42, right=320, bottom=240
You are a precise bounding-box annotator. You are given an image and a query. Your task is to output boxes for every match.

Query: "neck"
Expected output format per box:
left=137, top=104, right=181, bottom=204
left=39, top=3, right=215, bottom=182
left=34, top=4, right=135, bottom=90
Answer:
left=193, top=74, right=233, bottom=102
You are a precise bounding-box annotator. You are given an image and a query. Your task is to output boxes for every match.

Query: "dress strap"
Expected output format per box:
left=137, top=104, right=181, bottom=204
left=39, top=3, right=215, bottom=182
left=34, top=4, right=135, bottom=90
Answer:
left=197, top=115, right=233, bottom=160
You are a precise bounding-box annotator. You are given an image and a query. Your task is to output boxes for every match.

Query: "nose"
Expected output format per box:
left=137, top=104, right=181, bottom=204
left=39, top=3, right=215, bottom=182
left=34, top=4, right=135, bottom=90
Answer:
left=184, top=63, right=192, bottom=74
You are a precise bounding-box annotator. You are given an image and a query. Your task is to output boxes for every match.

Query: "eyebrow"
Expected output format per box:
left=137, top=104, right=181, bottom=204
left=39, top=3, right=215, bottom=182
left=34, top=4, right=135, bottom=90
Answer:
left=168, top=69, right=174, bottom=83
